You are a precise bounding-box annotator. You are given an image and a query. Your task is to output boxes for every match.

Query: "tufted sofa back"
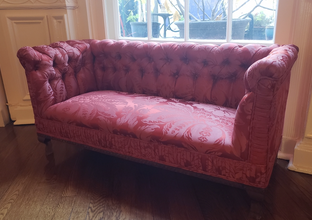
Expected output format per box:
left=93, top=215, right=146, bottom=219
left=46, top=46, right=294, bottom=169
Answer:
left=91, top=40, right=278, bottom=108
left=18, top=39, right=280, bottom=117
left=17, top=40, right=97, bottom=117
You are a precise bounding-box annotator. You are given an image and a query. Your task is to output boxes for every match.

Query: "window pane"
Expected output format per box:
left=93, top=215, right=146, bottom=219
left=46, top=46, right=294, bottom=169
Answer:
left=119, top=0, right=148, bottom=38
left=232, top=0, right=277, bottom=40
left=151, top=0, right=183, bottom=39
left=187, top=0, right=228, bottom=40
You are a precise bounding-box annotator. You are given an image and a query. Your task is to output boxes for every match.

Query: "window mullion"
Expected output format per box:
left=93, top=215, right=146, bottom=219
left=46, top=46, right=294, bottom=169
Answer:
left=112, top=0, right=120, bottom=39
left=147, top=0, right=152, bottom=40
left=226, top=0, right=233, bottom=42
left=114, top=0, right=278, bottom=43
left=185, top=0, right=190, bottom=41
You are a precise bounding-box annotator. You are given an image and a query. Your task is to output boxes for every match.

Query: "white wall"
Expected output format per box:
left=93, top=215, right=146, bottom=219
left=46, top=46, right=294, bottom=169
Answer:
left=275, top=0, right=312, bottom=160
left=285, top=0, right=312, bottom=174
left=289, top=92, right=312, bottom=174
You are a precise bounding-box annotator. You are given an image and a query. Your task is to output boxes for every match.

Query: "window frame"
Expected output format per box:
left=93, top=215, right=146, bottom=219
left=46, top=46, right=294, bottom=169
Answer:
left=104, top=0, right=279, bottom=46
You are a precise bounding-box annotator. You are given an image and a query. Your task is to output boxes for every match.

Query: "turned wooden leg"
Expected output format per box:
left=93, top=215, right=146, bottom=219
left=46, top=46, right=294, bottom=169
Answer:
left=245, top=186, right=265, bottom=220
left=38, top=135, right=53, bottom=157
left=38, top=135, right=56, bottom=177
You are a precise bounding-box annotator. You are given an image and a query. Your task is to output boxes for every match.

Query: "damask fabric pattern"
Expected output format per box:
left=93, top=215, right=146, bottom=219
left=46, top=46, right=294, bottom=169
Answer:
left=35, top=118, right=268, bottom=188
left=17, top=40, right=97, bottom=117
left=233, top=45, right=299, bottom=163
left=44, top=90, right=241, bottom=160
left=17, top=39, right=299, bottom=189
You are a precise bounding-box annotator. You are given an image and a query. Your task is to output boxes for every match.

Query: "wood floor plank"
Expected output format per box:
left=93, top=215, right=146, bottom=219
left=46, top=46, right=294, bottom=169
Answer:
left=165, top=172, right=205, bottom=220
left=113, top=161, right=154, bottom=220
left=87, top=155, right=136, bottom=219
left=0, top=123, right=14, bottom=149
left=34, top=153, right=82, bottom=220
left=0, top=125, right=39, bottom=219
left=51, top=151, right=86, bottom=220
left=148, top=168, right=172, bottom=220
left=129, top=164, right=153, bottom=220
left=84, top=153, right=124, bottom=220
left=192, top=178, right=240, bottom=220
left=68, top=151, right=95, bottom=220
left=1, top=123, right=312, bottom=220
left=264, top=162, right=312, bottom=220
left=2, top=146, right=48, bottom=220
left=0, top=144, right=43, bottom=220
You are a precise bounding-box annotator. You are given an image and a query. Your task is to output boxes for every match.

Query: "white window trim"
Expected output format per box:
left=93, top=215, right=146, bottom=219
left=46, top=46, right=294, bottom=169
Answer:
left=103, top=0, right=279, bottom=46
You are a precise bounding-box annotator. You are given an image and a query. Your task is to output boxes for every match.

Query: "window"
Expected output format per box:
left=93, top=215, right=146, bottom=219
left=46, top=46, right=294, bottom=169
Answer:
left=108, top=0, right=278, bottom=43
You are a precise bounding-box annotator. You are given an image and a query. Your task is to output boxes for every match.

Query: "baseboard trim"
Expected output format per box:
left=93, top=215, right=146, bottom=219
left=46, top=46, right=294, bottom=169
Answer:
left=277, top=136, right=297, bottom=160
left=9, top=105, right=34, bottom=125
left=288, top=160, right=312, bottom=175
left=277, top=151, right=293, bottom=160
left=13, top=118, right=35, bottom=125
left=288, top=138, right=312, bottom=175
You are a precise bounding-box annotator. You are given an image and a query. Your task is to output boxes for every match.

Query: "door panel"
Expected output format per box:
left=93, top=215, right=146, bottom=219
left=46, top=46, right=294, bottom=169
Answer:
left=0, top=10, right=71, bottom=125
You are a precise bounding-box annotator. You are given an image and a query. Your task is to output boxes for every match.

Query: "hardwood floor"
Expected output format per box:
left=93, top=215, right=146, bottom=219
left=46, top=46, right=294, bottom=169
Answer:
left=0, top=123, right=312, bottom=220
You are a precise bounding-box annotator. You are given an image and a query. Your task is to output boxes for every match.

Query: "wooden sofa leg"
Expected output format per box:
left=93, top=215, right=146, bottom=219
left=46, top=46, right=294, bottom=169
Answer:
left=245, top=186, right=265, bottom=220
left=38, top=135, right=53, bottom=157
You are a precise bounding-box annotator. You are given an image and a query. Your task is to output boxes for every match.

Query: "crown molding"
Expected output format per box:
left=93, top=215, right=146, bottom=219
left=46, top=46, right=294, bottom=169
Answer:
left=0, top=0, right=78, bottom=10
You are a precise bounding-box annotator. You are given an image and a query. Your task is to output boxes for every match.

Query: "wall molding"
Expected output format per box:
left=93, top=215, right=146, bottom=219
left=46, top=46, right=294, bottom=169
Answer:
left=276, top=0, right=312, bottom=161
left=8, top=105, right=34, bottom=125
left=48, top=14, right=69, bottom=42
left=288, top=138, right=312, bottom=175
left=0, top=0, right=78, bottom=10
left=287, top=0, right=312, bottom=175
left=278, top=136, right=298, bottom=160
left=85, top=0, right=105, bottom=39
left=6, top=15, right=51, bottom=99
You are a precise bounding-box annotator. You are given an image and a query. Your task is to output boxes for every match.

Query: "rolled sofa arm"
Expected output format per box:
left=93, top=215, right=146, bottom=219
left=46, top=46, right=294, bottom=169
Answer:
left=17, top=40, right=97, bottom=118
left=232, top=45, right=299, bottom=165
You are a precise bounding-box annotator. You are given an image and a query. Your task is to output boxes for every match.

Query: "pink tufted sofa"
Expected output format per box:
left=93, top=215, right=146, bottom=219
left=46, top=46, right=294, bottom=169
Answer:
left=17, top=39, right=298, bottom=189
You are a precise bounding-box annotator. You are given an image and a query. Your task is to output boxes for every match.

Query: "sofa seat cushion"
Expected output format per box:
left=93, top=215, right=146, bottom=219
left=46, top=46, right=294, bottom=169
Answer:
left=44, top=90, right=239, bottom=160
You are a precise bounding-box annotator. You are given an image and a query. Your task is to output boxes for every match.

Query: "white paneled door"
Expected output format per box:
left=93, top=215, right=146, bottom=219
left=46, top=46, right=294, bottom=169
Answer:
left=0, top=1, right=78, bottom=125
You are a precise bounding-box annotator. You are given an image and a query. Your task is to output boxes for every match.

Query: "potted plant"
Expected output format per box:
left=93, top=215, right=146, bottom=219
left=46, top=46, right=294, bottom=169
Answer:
left=252, top=11, right=274, bottom=40
left=127, top=0, right=161, bottom=37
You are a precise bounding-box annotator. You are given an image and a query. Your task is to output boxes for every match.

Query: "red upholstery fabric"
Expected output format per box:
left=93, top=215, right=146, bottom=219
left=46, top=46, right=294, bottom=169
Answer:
left=17, top=40, right=97, bottom=117
left=17, top=39, right=299, bottom=188
left=232, top=45, right=299, bottom=163
left=91, top=40, right=278, bottom=109
left=44, top=90, right=240, bottom=160
left=35, top=118, right=269, bottom=188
